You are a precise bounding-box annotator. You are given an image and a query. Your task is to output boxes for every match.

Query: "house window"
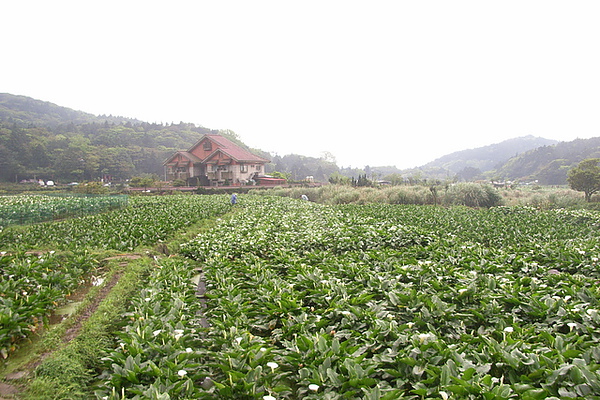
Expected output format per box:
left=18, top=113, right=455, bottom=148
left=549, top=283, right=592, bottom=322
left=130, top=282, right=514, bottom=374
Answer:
left=203, top=141, right=212, bottom=151
left=217, top=165, right=228, bottom=171
left=240, top=164, right=248, bottom=173
left=255, top=165, right=262, bottom=171
left=176, top=167, right=187, bottom=173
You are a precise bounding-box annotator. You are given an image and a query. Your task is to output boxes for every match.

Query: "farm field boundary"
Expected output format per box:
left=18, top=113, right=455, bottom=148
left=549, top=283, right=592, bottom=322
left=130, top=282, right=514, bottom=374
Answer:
left=4, top=195, right=600, bottom=399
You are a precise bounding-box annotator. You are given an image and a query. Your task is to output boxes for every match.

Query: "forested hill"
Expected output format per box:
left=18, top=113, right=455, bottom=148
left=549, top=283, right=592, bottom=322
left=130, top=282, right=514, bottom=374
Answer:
left=405, top=135, right=600, bottom=185
left=424, top=135, right=558, bottom=173
left=494, top=137, right=600, bottom=185
left=0, top=93, right=332, bottom=183
left=395, top=136, right=558, bottom=182
left=0, top=93, right=140, bottom=126
left=0, top=93, right=224, bottom=182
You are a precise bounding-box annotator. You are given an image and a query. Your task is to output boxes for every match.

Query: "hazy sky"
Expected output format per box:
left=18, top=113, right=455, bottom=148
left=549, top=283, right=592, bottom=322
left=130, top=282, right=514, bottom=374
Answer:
left=2, top=1, right=600, bottom=168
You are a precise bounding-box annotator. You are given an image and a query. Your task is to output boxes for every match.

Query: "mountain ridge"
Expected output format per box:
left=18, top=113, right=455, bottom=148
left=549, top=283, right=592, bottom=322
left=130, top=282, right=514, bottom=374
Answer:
left=493, top=137, right=600, bottom=184
left=1, top=92, right=598, bottom=185
left=0, top=93, right=141, bottom=127
left=423, top=135, right=559, bottom=172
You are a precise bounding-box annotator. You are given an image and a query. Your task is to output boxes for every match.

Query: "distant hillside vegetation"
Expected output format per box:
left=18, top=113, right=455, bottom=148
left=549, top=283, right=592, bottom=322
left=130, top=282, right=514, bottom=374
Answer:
left=426, top=135, right=558, bottom=172
left=493, top=137, right=600, bottom=185
left=395, top=136, right=558, bottom=182
left=0, top=93, right=223, bottom=182
left=0, top=93, right=140, bottom=126
left=3, top=93, right=594, bottom=186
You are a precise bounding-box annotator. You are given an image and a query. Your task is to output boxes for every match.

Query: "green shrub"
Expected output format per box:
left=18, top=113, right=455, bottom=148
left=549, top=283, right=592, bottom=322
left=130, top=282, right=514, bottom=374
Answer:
left=171, top=178, right=187, bottom=187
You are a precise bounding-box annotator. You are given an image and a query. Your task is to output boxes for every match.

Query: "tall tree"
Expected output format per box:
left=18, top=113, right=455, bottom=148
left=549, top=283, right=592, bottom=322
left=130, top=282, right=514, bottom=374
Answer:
left=567, top=158, right=600, bottom=202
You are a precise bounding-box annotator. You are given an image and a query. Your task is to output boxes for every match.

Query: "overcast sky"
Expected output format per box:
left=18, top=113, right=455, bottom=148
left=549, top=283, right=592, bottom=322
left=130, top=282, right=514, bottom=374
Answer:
left=2, top=1, right=600, bottom=168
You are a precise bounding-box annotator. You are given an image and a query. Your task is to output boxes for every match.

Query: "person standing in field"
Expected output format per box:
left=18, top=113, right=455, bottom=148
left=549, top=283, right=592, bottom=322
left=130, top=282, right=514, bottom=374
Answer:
left=231, top=193, right=237, bottom=205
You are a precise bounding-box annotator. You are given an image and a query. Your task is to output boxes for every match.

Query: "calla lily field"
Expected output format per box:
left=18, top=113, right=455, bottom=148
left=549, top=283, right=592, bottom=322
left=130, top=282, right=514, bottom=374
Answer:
left=1, top=193, right=600, bottom=399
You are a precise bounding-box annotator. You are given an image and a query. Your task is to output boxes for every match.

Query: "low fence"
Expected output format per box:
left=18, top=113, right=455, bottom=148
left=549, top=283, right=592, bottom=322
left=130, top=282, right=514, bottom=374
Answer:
left=0, top=194, right=129, bottom=227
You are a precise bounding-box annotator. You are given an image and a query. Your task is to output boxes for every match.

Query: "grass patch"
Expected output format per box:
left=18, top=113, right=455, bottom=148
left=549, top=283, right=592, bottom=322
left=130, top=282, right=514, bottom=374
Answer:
left=19, top=257, right=154, bottom=400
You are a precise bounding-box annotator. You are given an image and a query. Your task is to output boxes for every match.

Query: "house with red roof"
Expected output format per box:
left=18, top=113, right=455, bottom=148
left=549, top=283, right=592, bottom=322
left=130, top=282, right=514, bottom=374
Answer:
left=163, top=134, right=270, bottom=186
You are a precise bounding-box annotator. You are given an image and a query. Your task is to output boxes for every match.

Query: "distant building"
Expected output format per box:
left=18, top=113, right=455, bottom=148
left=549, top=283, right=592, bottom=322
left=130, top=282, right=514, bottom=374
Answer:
left=163, top=134, right=270, bottom=186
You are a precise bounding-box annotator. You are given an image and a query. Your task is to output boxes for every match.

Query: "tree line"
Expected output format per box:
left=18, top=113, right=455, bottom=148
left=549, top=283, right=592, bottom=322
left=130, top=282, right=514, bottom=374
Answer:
left=0, top=120, right=214, bottom=183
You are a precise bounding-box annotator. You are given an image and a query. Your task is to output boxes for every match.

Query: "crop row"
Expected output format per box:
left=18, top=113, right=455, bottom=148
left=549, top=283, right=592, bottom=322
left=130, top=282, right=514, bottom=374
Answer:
left=98, top=197, right=600, bottom=399
left=0, top=251, right=98, bottom=359
left=0, top=195, right=232, bottom=361
left=0, top=194, right=128, bottom=227
left=0, top=195, right=232, bottom=251
left=96, top=256, right=208, bottom=399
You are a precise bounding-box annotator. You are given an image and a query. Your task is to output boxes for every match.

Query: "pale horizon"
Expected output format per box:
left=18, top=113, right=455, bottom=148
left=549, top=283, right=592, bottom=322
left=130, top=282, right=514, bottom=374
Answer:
left=2, top=1, right=599, bottom=169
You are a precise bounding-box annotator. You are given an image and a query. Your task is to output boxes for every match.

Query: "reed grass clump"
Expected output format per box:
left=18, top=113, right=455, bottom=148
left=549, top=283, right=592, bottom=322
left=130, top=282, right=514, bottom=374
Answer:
left=499, top=186, right=588, bottom=209
left=250, top=183, right=505, bottom=207
left=249, top=183, right=600, bottom=209
left=442, top=182, right=502, bottom=208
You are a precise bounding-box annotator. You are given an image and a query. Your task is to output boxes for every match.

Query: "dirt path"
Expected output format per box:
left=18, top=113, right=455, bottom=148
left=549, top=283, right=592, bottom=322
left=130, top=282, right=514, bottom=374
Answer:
left=62, top=267, right=124, bottom=343
left=0, top=255, right=142, bottom=399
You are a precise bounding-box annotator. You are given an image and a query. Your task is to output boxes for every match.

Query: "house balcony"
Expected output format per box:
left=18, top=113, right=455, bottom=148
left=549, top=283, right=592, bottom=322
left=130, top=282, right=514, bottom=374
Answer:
left=207, top=171, right=233, bottom=181
left=167, top=171, right=190, bottom=181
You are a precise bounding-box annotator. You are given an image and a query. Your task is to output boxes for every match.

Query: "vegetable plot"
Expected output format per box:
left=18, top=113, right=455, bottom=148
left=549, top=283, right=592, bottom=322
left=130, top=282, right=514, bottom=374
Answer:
left=0, top=195, right=231, bottom=251
left=101, top=198, right=600, bottom=399
left=0, top=194, right=128, bottom=227
left=0, top=251, right=98, bottom=359
left=0, top=195, right=231, bottom=362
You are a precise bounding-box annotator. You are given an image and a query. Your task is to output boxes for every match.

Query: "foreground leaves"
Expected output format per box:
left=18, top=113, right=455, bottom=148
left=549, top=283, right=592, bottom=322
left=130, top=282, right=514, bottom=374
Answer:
left=0, top=251, right=98, bottom=359
left=102, top=198, right=600, bottom=399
